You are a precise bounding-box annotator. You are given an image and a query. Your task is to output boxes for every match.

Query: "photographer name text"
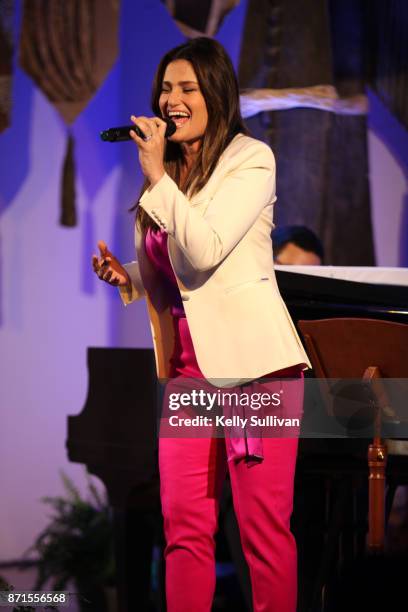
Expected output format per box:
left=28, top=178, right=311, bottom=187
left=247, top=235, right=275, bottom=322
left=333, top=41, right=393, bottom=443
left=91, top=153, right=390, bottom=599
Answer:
left=167, top=415, right=300, bottom=428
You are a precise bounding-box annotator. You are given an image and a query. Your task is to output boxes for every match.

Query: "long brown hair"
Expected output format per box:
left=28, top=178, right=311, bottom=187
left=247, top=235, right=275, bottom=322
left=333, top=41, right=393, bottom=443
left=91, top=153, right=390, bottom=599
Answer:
left=132, top=37, right=249, bottom=231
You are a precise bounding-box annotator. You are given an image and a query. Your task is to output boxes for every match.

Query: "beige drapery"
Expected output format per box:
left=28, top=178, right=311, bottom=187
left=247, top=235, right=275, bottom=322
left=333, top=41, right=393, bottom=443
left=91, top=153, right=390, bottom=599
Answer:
left=19, top=0, right=120, bottom=226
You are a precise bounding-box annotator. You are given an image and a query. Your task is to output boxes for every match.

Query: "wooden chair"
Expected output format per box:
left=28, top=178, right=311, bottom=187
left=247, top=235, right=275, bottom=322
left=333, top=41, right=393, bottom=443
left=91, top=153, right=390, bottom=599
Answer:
left=298, top=317, right=408, bottom=553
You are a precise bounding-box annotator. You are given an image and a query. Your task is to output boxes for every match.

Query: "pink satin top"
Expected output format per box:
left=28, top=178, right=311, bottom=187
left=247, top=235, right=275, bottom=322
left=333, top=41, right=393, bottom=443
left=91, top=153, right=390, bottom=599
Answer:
left=145, top=227, right=204, bottom=380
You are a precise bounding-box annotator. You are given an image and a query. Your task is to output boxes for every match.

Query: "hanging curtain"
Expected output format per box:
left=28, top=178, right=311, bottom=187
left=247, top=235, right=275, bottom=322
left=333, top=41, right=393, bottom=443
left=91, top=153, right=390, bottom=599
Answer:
left=19, top=0, right=120, bottom=226
left=238, top=0, right=375, bottom=265
left=367, top=0, right=408, bottom=132
left=0, top=0, right=13, bottom=133
left=160, top=0, right=239, bottom=37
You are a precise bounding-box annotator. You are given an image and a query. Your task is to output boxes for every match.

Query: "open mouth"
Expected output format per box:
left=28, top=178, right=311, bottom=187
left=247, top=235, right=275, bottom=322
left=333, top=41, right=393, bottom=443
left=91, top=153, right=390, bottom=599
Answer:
left=167, top=111, right=190, bottom=128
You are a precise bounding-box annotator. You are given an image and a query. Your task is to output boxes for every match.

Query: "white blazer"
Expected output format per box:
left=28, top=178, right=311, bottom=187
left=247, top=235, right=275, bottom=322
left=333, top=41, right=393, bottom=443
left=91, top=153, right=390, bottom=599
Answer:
left=119, top=133, right=311, bottom=385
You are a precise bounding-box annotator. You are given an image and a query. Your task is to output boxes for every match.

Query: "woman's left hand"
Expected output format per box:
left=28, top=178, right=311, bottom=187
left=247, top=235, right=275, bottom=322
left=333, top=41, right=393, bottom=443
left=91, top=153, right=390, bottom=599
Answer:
left=129, top=115, right=167, bottom=187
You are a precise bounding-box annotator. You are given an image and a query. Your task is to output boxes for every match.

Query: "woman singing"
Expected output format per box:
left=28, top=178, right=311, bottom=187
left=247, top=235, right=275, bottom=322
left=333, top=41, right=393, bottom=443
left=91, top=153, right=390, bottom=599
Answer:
left=93, top=37, right=311, bottom=612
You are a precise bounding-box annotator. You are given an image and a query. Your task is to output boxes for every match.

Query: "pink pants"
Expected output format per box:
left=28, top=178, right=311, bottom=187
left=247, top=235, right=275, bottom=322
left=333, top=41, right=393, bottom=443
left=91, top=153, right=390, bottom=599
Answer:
left=159, top=376, right=303, bottom=612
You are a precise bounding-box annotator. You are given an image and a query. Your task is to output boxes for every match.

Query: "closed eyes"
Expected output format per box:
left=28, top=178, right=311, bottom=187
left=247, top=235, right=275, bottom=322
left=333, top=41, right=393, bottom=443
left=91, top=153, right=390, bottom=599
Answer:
left=161, top=88, right=197, bottom=93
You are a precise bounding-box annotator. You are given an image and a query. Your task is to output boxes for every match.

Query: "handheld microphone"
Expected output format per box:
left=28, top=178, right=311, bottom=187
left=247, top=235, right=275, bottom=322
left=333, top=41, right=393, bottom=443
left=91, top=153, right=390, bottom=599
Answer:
left=100, top=118, right=176, bottom=142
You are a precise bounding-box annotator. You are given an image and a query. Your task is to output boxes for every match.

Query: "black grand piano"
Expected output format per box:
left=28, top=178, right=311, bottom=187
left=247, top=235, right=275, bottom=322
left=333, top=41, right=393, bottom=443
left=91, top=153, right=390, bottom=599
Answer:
left=66, top=267, right=408, bottom=612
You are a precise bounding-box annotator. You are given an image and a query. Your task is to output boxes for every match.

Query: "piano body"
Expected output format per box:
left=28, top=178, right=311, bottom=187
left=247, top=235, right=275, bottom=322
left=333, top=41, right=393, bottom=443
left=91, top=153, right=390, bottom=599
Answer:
left=66, top=266, right=408, bottom=612
left=276, top=265, right=408, bottom=611
left=67, top=348, right=163, bottom=612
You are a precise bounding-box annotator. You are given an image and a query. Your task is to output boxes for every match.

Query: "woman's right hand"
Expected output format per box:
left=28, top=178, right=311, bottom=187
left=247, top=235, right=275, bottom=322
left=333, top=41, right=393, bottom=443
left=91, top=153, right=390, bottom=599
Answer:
left=92, top=240, right=131, bottom=287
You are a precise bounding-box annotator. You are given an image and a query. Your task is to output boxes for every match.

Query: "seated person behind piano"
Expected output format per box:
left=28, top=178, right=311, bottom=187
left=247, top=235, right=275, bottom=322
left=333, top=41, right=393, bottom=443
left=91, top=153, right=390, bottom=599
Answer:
left=273, top=225, right=324, bottom=265
left=91, top=37, right=310, bottom=612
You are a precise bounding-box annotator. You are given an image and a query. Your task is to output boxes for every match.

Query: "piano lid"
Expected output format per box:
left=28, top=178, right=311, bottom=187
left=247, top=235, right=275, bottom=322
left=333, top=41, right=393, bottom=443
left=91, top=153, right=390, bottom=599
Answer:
left=275, top=265, right=408, bottom=287
left=274, top=265, right=408, bottom=322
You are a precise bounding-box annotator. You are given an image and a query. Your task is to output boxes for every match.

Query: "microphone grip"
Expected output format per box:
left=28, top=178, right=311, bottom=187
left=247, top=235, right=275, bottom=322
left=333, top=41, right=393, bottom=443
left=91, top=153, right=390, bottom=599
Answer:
left=100, top=118, right=176, bottom=142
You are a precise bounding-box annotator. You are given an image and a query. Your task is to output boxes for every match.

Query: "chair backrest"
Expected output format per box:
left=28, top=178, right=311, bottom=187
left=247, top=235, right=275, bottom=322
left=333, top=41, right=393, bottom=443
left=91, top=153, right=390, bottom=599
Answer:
left=298, top=318, right=408, bottom=379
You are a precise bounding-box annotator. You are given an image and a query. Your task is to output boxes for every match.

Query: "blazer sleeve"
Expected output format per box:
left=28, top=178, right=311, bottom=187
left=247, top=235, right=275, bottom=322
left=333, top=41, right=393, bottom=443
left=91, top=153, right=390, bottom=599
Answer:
left=118, top=261, right=146, bottom=305
left=138, top=141, right=276, bottom=272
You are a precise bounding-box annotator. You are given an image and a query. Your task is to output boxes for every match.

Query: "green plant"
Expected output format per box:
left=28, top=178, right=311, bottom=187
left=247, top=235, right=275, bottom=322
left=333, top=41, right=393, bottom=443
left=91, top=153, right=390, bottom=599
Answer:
left=26, top=471, right=115, bottom=593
